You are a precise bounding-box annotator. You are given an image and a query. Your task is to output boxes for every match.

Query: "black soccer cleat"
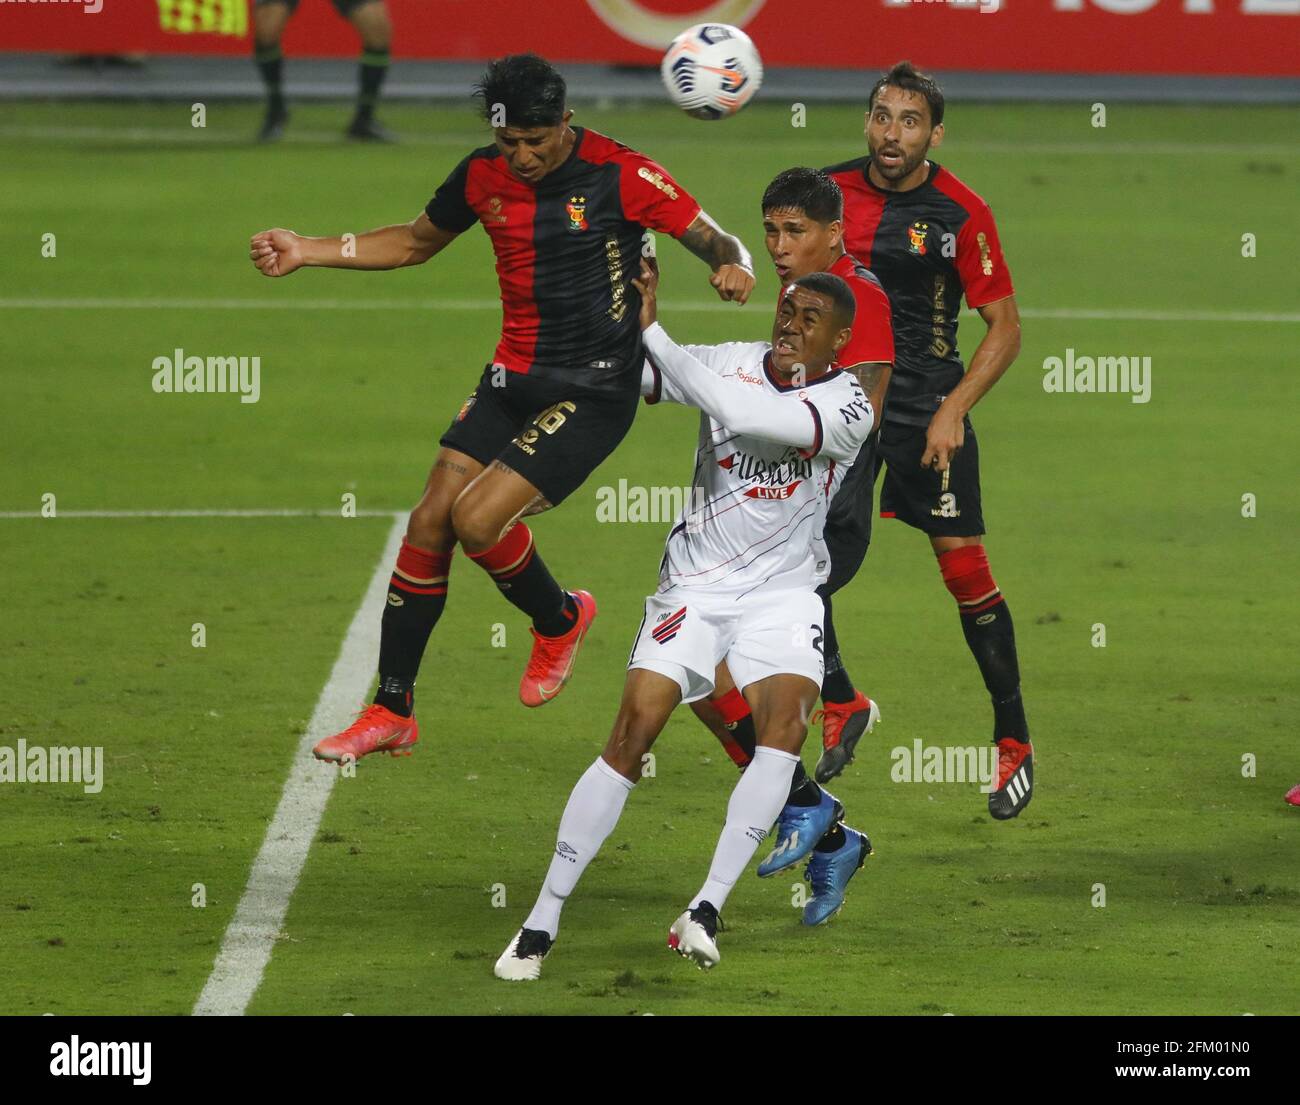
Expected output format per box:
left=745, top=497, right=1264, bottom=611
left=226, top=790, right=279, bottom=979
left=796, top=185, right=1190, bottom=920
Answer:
left=345, top=115, right=397, bottom=143
left=257, top=106, right=289, bottom=143
left=493, top=926, right=553, bottom=981
left=988, top=738, right=1033, bottom=820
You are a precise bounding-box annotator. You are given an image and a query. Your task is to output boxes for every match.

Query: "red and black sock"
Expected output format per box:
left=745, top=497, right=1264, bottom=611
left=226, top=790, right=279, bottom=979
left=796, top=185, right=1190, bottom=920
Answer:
left=939, top=545, right=1029, bottom=744
left=375, top=539, right=451, bottom=717
left=714, top=689, right=821, bottom=807
left=467, top=523, right=576, bottom=637
left=819, top=592, right=857, bottom=704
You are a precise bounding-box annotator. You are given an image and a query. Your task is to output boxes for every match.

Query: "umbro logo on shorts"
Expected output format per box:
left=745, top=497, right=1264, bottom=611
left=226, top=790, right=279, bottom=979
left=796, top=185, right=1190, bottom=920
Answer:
left=652, top=606, right=687, bottom=644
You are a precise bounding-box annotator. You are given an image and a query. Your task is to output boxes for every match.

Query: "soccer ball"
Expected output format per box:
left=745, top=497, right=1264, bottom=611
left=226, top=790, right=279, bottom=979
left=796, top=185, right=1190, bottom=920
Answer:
left=660, top=23, right=763, bottom=120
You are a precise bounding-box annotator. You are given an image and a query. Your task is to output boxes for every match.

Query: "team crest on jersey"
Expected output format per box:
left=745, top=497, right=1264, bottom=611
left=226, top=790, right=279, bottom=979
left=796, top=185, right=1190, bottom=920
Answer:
left=652, top=606, right=687, bottom=644
left=566, top=195, right=589, bottom=232
left=907, top=221, right=930, bottom=256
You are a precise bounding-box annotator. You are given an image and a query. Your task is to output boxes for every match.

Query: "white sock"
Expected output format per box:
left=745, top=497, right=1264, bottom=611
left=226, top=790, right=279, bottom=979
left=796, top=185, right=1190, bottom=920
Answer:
left=523, top=757, right=634, bottom=939
left=691, top=745, right=798, bottom=914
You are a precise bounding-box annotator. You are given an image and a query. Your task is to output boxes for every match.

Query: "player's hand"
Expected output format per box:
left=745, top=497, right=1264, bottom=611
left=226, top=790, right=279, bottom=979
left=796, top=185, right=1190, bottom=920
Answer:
left=921, top=407, right=965, bottom=472
left=631, top=258, right=659, bottom=330
left=710, top=263, right=754, bottom=305
left=249, top=228, right=305, bottom=278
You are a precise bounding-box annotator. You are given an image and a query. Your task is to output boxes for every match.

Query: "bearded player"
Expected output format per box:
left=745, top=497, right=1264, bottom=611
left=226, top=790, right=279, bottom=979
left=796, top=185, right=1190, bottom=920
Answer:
left=685, top=168, right=895, bottom=925
left=494, top=263, right=874, bottom=980
left=249, top=54, right=755, bottom=764
left=808, top=62, right=1030, bottom=819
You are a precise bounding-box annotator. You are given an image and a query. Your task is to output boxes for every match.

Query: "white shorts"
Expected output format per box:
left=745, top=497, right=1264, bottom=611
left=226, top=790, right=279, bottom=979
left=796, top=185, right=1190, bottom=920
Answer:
left=627, top=586, right=826, bottom=703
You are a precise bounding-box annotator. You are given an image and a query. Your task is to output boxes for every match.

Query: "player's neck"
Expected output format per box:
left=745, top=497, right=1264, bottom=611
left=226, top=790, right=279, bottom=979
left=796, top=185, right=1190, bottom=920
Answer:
left=868, top=157, right=930, bottom=193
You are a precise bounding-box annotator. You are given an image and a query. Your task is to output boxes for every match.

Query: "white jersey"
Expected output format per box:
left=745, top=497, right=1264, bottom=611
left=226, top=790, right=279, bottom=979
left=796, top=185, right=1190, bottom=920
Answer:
left=640, top=322, right=875, bottom=598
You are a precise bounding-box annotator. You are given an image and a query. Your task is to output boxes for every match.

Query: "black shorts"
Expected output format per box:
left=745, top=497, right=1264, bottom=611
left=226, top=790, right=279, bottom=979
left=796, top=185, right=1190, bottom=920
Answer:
left=877, top=418, right=986, bottom=537
left=820, top=436, right=878, bottom=597
left=439, top=367, right=640, bottom=507
left=255, top=0, right=375, bottom=15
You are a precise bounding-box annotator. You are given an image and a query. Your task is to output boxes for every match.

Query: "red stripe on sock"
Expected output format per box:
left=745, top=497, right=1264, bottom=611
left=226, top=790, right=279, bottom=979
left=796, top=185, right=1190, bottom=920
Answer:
left=396, top=539, right=450, bottom=581
left=389, top=578, right=448, bottom=596
left=938, top=544, right=1000, bottom=606
left=712, top=687, right=751, bottom=725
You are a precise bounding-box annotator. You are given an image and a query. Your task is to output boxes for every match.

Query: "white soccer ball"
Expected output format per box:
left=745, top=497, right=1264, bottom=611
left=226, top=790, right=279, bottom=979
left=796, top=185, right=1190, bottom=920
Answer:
left=660, top=23, right=763, bottom=120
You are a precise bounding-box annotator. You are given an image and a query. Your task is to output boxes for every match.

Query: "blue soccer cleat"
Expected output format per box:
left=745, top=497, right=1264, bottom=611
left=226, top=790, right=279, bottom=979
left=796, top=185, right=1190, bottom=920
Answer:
left=802, top=826, right=872, bottom=926
left=756, top=788, right=844, bottom=878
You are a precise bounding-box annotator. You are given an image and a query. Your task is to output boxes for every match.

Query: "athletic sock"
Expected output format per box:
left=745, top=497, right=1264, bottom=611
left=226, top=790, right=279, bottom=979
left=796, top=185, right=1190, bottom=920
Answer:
left=466, top=523, right=574, bottom=637
left=691, top=746, right=799, bottom=913
left=939, top=545, right=1030, bottom=744
left=374, top=539, right=451, bottom=717
left=814, top=823, right=846, bottom=854
left=356, top=47, right=389, bottom=121
left=523, top=757, right=634, bottom=939
left=254, top=44, right=285, bottom=114
left=820, top=596, right=857, bottom=704
left=713, top=687, right=821, bottom=806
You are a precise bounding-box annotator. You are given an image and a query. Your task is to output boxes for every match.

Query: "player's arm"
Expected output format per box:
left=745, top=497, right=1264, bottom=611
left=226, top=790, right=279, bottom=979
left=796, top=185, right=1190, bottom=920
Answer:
left=677, top=211, right=755, bottom=304
left=843, top=360, right=892, bottom=426
left=633, top=261, right=872, bottom=454
left=249, top=212, right=459, bottom=277
left=921, top=295, right=1021, bottom=470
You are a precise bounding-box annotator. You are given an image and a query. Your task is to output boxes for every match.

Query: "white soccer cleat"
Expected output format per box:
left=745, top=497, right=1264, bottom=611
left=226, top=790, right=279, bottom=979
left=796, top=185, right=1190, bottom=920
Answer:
left=667, top=902, right=721, bottom=970
left=493, top=927, right=553, bottom=982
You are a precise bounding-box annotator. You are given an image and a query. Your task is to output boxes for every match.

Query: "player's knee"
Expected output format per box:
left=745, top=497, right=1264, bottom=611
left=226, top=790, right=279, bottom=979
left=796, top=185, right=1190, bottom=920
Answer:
left=406, top=503, right=454, bottom=552
left=757, top=715, right=806, bottom=754
left=448, top=495, right=501, bottom=553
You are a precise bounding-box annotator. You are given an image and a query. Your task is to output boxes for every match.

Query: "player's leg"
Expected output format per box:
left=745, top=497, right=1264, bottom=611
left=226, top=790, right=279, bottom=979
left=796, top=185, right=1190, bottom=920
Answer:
left=311, top=448, right=480, bottom=764
left=454, top=382, right=639, bottom=707
left=340, top=0, right=395, bottom=142
left=498, top=591, right=717, bottom=980
left=882, top=420, right=1033, bottom=819
left=252, top=0, right=294, bottom=141
left=494, top=668, right=681, bottom=980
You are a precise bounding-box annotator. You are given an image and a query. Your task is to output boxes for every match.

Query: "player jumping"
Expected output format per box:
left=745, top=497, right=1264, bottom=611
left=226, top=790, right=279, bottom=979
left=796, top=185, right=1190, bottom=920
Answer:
left=686, top=168, right=895, bottom=925
left=495, top=264, right=875, bottom=979
left=249, top=54, right=755, bottom=764
left=818, top=62, right=1032, bottom=819
left=252, top=0, right=397, bottom=143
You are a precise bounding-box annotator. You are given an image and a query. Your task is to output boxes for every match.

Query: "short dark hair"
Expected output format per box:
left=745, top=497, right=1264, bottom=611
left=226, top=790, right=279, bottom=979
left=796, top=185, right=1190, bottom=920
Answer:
left=868, top=60, right=944, bottom=128
left=761, top=168, right=844, bottom=225
left=473, top=53, right=567, bottom=128
left=791, top=271, right=855, bottom=329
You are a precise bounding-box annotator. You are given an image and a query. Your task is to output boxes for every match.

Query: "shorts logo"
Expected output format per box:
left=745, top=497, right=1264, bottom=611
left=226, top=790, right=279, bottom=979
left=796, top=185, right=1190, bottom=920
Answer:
left=907, top=221, right=929, bottom=256
left=652, top=606, right=687, bottom=644
left=456, top=395, right=476, bottom=422
left=931, top=491, right=960, bottom=518
left=566, top=195, right=589, bottom=232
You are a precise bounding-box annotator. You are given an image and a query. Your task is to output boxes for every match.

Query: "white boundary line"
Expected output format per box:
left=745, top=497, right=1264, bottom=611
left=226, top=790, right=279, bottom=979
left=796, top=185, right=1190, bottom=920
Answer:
left=0, top=298, right=1295, bottom=323
left=192, top=513, right=405, bottom=1017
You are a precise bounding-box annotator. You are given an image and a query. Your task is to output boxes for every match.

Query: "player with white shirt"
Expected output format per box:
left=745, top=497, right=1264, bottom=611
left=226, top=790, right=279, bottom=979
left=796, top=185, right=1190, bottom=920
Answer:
left=495, top=262, right=875, bottom=980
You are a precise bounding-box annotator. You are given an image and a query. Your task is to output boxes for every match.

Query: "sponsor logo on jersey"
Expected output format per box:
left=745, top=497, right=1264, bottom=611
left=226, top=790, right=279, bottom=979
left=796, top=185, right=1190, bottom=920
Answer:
left=566, top=195, right=589, bottom=232
left=637, top=166, right=679, bottom=201
left=736, top=368, right=763, bottom=386
left=652, top=605, right=687, bottom=644
left=977, top=230, right=994, bottom=276
left=907, top=220, right=930, bottom=255
left=484, top=196, right=507, bottom=225
left=745, top=481, right=801, bottom=500
left=717, top=450, right=813, bottom=489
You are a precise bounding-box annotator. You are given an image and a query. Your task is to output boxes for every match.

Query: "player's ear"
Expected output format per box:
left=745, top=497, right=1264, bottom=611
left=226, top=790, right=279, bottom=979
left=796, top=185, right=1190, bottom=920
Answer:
left=829, top=219, right=843, bottom=250
left=562, top=109, right=575, bottom=126
left=832, top=326, right=852, bottom=356
left=929, top=122, right=944, bottom=150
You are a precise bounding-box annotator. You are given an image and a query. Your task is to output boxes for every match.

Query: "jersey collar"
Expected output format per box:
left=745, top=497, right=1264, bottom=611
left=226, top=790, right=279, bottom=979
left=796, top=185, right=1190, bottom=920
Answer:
left=863, top=158, right=941, bottom=198
left=763, top=352, right=842, bottom=393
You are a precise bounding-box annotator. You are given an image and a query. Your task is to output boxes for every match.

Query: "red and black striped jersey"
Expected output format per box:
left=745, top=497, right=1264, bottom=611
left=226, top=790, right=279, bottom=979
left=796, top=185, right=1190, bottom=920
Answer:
left=826, top=252, right=894, bottom=370
left=823, top=158, right=1014, bottom=427
left=426, top=127, right=701, bottom=395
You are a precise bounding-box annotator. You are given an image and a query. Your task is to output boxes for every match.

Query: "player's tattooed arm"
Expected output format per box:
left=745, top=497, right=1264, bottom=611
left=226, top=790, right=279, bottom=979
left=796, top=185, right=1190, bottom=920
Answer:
left=842, top=361, right=892, bottom=426
left=249, top=212, right=459, bottom=276
left=922, top=295, right=1021, bottom=471
left=678, top=212, right=755, bottom=304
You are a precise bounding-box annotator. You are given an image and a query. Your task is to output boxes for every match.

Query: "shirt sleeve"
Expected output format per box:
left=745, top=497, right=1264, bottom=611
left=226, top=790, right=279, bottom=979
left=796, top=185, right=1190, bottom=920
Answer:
left=617, top=153, right=702, bottom=239
left=424, top=154, right=478, bottom=235
left=803, top=384, right=876, bottom=464
left=836, top=278, right=894, bottom=368
left=956, top=203, right=1014, bottom=308
left=641, top=341, right=732, bottom=406
left=642, top=323, right=874, bottom=455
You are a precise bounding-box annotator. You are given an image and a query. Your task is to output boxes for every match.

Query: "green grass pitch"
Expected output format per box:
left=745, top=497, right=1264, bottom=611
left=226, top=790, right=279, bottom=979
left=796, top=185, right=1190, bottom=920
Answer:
left=0, top=98, right=1296, bottom=1015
